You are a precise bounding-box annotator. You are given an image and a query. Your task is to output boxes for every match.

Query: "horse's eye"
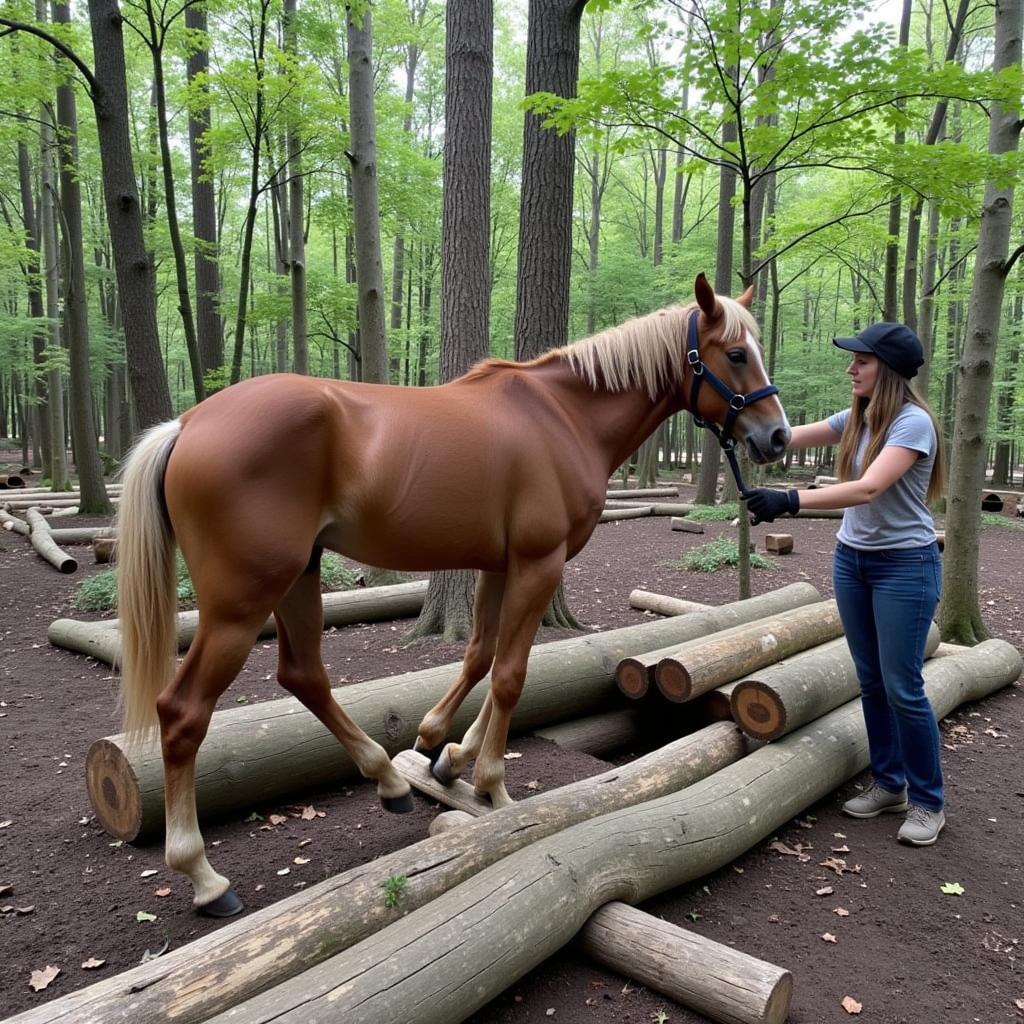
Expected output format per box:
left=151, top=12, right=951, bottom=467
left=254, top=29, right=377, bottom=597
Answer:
left=727, top=349, right=746, bottom=364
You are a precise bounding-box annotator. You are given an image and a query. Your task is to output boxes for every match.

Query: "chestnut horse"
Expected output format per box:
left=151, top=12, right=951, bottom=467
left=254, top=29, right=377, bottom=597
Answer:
left=116, top=274, right=790, bottom=915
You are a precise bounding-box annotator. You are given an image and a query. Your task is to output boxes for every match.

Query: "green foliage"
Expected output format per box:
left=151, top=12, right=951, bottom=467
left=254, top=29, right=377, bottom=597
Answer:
left=685, top=503, right=740, bottom=522
left=381, top=873, right=408, bottom=909
left=980, top=513, right=1024, bottom=531
left=72, top=567, right=120, bottom=613
left=664, top=537, right=775, bottom=573
left=320, top=553, right=361, bottom=590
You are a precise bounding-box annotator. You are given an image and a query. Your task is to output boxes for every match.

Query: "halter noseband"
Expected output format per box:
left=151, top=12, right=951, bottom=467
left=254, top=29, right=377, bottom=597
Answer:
left=686, top=312, right=778, bottom=494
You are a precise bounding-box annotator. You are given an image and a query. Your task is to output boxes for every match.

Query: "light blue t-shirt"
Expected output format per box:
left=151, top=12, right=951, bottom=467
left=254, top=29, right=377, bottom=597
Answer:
left=826, top=404, right=937, bottom=550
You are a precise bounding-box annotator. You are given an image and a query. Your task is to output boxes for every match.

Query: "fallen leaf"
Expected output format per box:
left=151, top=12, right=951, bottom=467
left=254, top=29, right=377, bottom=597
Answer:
left=16, top=906, right=35, bottom=915
left=940, top=882, right=965, bottom=896
left=822, top=932, right=838, bottom=943
left=834, top=907, right=850, bottom=917
left=503, top=751, right=522, bottom=760
left=816, top=886, right=834, bottom=896
left=29, top=965, right=60, bottom=991
left=244, top=812, right=264, bottom=823
left=545, top=1009, right=555, bottom=1017
left=154, top=888, right=172, bottom=898
left=820, top=856, right=860, bottom=876
left=831, top=845, right=851, bottom=854
left=298, top=839, right=312, bottom=848
left=269, top=814, right=288, bottom=826
left=140, top=940, right=169, bottom=964
left=0, top=821, right=12, bottom=829
left=140, top=870, right=158, bottom=878
left=300, top=806, right=321, bottom=821
left=277, top=868, right=291, bottom=876
left=525, top=780, right=541, bottom=791
left=81, top=958, right=105, bottom=970
left=0, top=884, right=11, bottom=898
left=1014, top=998, right=1024, bottom=1010
left=293, top=857, right=310, bottom=865
left=769, top=841, right=810, bottom=862
left=841, top=995, right=862, bottom=1014
left=136, top=911, right=157, bottom=923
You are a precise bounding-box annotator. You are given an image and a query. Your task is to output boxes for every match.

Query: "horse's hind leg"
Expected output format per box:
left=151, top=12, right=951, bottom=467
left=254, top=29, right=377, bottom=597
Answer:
left=274, top=552, right=413, bottom=811
left=414, top=571, right=505, bottom=773
left=158, top=615, right=266, bottom=916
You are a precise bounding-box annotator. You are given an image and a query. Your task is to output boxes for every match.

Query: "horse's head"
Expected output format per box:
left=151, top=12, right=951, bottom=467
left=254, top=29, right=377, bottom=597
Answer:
left=687, top=273, right=790, bottom=464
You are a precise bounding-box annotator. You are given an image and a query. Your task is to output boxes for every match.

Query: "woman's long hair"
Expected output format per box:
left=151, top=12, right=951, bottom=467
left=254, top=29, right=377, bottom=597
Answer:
left=836, top=359, right=945, bottom=504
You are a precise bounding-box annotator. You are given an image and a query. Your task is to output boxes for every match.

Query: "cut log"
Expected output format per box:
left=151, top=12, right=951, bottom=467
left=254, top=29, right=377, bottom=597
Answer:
left=671, top=516, right=705, bottom=533
left=46, top=527, right=116, bottom=544
left=730, top=625, right=941, bottom=741
left=0, top=473, right=25, bottom=488
left=599, top=505, right=652, bottom=521
left=692, top=679, right=742, bottom=723
left=25, top=507, right=77, bottom=573
left=19, top=722, right=749, bottom=1024
left=616, top=600, right=838, bottom=704
left=605, top=487, right=679, bottom=499
left=423, top=765, right=792, bottom=1024
left=654, top=600, right=844, bottom=703
left=763, top=533, right=793, bottom=554
left=628, top=589, right=712, bottom=617
left=49, top=579, right=430, bottom=664
left=93, top=537, right=117, bottom=563
left=581, top=903, right=792, bottom=1024
left=3, top=496, right=111, bottom=510
left=84, top=584, right=821, bottom=841
left=533, top=708, right=644, bottom=755
left=793, top=507, right=843, bottom=519
left=605, top=500, right=695, bottom=516
left=203, top=640, right=1021, bottom=1024
left=0, top=509, right=29, bottom=535
left=49, top=624, right=122, bottom=665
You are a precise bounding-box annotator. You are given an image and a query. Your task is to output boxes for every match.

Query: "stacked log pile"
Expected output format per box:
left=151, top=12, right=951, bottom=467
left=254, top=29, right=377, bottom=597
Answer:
left=14, top=582, right=1020, bottom=1024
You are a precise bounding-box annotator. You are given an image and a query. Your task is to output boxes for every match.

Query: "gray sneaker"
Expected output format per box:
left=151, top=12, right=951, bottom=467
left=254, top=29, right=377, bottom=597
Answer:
left=898, top=804, right=946, bottom=846
left=842, top=782, right=909, bottom=818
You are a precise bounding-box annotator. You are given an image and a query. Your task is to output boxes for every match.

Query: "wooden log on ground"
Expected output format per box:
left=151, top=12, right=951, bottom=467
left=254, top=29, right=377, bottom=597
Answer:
left=0, top=508, right=29, bottom=535
left=616, top=599, right=837, bottom=703
left=730, top=625, right=941, bottom=741
left=14, top=722, right=749, bottom=1024
left=671, top=515, right=705, bottom=533
left=605, top=487, right=679, bottom=499
left=204, top=640, right=1021, bottom=1024
left=581, top=903, right=792, bottom=1024
left=0, top=473, right=25, bottom=488
left=426, top=790, right=792, bottom=1023
left=6, top=484, right=121, bottom=500
left=629, top=589, right=712, bottom=617
left=654, top=599, right=844, bottom=703
left=3, top=496, right=109, bottom=510
left=47, top=526, right=115, bottom=544
left=605, top=500, right=695, bottom=516
left=533, top=708, right=645, bottom=755
left=692, top=679, right=742, bottom=723
left=25, top=507, right=77, bottom=573
left=84, top=584, right=821, bottom=841
left=599, top=505, right=652, bottom=521
left=48, top=579, right=430, bottom=664
left=93, top=537, right=117, bottom=563
left=763, top=533, right=793, bottom=554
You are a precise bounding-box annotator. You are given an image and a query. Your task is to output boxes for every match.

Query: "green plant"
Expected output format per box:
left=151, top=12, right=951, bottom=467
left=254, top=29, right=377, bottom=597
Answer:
left=981, top=513, right=1024, bottom=530
left=685, top=502, right=740, bottom=522
left=664, top=537, right=775, bottom=573
left=72, top=569, right=120, bottom=612
left=381, top=874, right=408, bottom=908
left=321, top=552, right=361, bottom=591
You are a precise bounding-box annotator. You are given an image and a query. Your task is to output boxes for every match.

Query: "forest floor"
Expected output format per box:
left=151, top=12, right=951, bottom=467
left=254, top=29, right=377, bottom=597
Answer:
left=1, top=478, right=1023, bottom=1023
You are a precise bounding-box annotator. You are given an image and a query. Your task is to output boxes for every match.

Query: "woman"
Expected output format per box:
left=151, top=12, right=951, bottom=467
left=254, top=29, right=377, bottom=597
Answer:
left=743, top=322, right=946, bottom=846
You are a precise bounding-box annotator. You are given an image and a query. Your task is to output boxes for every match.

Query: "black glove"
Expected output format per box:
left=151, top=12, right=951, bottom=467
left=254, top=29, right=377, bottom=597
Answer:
left=742, top=487, right=800, bottom=525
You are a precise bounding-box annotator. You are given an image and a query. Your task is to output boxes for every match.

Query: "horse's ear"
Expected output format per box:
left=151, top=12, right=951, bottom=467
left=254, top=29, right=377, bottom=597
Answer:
left=737, top=285, right=754, bottom=308
left=694, top=273, right=720, bottom=319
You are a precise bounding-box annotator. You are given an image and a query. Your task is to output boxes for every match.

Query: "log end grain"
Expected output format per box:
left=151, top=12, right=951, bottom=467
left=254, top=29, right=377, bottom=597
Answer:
left=764, top=533, right=794, bottom=554
left=730, top=680, right=787, bottom=742
left=86, top=738, right=144, bottom=842
left=654, top=658, right=692, bottom=703
left=94, top=537, right=117, bottom=564
left=614, top=659, right=651, bottom=700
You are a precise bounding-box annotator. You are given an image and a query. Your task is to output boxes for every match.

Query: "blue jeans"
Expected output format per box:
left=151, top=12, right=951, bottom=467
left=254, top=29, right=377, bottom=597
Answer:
left=833, top=541, right=943, bottom=811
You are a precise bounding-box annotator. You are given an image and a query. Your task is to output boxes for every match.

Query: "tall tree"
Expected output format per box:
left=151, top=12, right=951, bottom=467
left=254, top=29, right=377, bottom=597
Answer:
left=346, top=1, right=388, bottom=383
left=882, top=0, right=912, bottom=320
left=938, top=0, right=1022, bottom=644
left=409, top=0, right=493, bottom=643
left=53, top=0, right=110, bottom=512
left=184, top=2, right=224, bottom=382
left=283, top=0, right=308, bottom=374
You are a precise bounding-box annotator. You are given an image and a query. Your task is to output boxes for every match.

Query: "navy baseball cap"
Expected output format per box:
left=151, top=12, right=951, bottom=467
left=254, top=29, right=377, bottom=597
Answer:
left=833, top=322, right=924, bottom=379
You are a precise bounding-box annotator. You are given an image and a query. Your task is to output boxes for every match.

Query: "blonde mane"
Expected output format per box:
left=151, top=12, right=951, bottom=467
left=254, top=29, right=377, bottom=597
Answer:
left=556, top=298, right=760, bottom=400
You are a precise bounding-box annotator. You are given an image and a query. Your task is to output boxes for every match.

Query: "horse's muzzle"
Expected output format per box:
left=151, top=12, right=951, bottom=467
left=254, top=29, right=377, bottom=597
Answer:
left=746, top=426, right=791, bottom=464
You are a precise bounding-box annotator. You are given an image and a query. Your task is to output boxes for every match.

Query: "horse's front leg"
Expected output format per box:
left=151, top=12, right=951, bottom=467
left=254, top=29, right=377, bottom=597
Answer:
left=471, top=548, right=566, bottom=808
left=157, top=620, right=261, bottom=916
left=415, top=571, right=505, bottom=766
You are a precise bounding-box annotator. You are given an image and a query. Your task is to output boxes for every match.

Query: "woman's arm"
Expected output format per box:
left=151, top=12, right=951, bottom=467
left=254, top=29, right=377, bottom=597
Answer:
left=789, top=419, right=842, bottom=449
left=797, top=446, right=920, bottom=510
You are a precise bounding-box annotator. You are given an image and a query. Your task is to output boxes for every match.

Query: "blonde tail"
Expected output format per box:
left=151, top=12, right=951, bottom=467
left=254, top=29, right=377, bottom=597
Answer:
left=115, top=419, right=182, bottom=745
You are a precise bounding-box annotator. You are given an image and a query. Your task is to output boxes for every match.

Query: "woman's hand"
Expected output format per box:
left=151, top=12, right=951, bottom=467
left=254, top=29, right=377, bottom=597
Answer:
left=742, top=487, right=800, bottom=525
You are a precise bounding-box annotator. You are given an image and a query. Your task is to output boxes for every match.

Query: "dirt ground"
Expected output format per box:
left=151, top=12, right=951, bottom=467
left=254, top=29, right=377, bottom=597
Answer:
left=1, top=478, right=1022, bottom=1023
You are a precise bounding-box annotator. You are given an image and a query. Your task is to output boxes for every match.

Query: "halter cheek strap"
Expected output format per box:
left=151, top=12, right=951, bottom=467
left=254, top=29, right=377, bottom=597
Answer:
left=686, top=312, right=779, bottom=494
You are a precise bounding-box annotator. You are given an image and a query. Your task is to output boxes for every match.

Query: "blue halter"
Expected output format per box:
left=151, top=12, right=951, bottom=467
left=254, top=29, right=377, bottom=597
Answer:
left=686, top=311, right=778, bottom=494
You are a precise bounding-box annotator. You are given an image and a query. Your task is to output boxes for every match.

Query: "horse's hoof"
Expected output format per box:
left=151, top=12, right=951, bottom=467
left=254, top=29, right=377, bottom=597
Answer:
left=430, top=745, right=460, bottom=785
left=197, top=887, right=244, bottom=918
left=413, top=737, right=447, bottom=765
left=381, top=791, right=415, bottom=814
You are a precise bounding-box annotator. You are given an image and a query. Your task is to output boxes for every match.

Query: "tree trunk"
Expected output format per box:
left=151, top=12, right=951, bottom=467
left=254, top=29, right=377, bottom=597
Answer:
left=882, top=0, right=912, bottom=320
left=283, top=0, right=308, bottom=374
left=54, top=0, right=110, bottom=514
left=917, top=199, right=940, bottom=397
left=185, top=2, right=223, bottom=381
left=938, top=0, right=1022, bottom=645
left=87, top=0, right=174, bottom=428
left=346, top=3, right=388, bottom=383
left=214, top=641, right=1020, bottom=1024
